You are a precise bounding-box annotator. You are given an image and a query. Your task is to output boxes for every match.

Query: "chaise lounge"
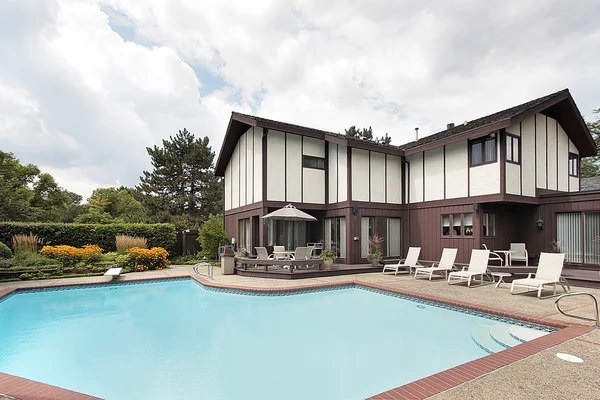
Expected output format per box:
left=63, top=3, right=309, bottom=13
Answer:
left=447, top=249, right=490, bottom=287
left=414, top=248, right=458, bottom=280
left=510, top=252, right=568, bottom=298
left=382, top=247, right=421, bottom=275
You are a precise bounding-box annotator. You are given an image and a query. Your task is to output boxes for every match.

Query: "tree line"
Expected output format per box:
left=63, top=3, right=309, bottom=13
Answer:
left=0, top=129, right=223, bottom=229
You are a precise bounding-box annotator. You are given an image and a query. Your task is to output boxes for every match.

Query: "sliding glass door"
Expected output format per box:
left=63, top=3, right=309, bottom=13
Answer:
left=325, top=217, right=346, bottom=259
left=556, top=212, right=600, bottom=264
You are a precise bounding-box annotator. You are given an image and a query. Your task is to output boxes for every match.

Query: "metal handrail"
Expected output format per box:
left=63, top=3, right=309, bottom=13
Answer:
left=554, top=292, right=599, bottom=328
left=193, top=262, right=214, bottom=280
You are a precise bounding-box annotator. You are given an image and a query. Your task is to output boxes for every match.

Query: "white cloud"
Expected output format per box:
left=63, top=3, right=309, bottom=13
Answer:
left=1, top=0, right=599, bottom=199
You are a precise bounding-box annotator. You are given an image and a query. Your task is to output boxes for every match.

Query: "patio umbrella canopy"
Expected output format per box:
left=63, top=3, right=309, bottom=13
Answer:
left=261, top=204, right=317, bottom=221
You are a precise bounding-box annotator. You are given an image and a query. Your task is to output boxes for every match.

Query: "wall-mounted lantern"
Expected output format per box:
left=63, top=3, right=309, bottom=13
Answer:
left=537, top=216, right=544, bottom=230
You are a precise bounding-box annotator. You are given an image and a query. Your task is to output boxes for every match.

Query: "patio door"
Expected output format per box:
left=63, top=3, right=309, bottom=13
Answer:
left=267, top=220, right=307, bottom=250
left=325, top=217, right=346, bottom=259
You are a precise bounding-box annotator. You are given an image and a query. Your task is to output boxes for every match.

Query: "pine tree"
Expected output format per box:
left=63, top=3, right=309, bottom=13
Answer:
left=138, top=129, right=223, bottom=228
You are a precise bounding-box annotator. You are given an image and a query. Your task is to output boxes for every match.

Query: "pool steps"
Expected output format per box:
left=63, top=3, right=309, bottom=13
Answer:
left=471, top=324, right=550, bottom=354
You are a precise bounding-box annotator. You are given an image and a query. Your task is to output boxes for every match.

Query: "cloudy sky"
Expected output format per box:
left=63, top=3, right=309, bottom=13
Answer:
left=1, top=0, right=599, bottom=199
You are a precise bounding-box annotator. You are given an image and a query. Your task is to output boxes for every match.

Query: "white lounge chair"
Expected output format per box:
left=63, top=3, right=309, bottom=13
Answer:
left=510, top=243, right=529, bottom=266
left=104, top=267, right=123, bottom=280
left=382, top=247, right=421, bottom=275
left=447, top=249, right=490, bottom=287
left=482, top=244, right=504, bottom=266
left=510, top=253, right=568, bottom=298
left=273, top=245, right=287, bottom=260
left=291, top=247, right=309, bottom=269
left=414, top=248, right=458, bottom=280
left=255, top=247, right=272, bottom=260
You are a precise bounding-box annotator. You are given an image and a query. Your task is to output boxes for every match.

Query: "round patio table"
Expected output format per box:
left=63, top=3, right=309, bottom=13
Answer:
left=491, top=272, right=512, bottom=288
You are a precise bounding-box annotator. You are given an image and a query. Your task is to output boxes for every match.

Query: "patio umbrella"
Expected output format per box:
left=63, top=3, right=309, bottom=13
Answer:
left=261, top=204, right=317, bottom=221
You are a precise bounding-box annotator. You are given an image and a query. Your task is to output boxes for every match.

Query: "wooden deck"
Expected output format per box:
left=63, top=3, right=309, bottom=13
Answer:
left=234, top=262, right=381, bottom=279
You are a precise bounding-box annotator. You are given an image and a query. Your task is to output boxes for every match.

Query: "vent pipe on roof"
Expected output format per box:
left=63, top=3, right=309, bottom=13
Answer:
left=447, top=123, right=455, bottom=129
left=415, top=127, right=419, bottom=140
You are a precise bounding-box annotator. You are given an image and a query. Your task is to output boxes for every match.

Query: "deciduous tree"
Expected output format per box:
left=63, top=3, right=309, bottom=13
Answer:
left=581, top=108, right=600, bottom=178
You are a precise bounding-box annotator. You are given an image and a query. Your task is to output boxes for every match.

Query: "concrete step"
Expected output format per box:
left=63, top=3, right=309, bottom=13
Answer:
left=471, top=324, right=506, bottom=354
left=509, top=325, right=551, bottom=343
left=489, top=324, right=522, bottom=348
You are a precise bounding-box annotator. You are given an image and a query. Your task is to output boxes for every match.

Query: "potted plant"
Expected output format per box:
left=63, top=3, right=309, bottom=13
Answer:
left=320, top=249, right=335, bottom=269
left=367, top=235, right=384, bottom=267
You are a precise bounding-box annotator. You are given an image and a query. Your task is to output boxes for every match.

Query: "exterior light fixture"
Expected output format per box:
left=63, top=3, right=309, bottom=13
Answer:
left=537, top=216, right=544, bottom=230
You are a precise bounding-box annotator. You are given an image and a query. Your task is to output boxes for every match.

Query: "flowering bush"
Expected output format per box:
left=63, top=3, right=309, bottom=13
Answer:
left=40, top=244, right=103, bottom=268
left=126, top=247, right=168, bottom=271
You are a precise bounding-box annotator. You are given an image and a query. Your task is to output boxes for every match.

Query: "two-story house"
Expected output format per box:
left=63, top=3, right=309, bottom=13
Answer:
left=214, top=89, right=599, bottom=267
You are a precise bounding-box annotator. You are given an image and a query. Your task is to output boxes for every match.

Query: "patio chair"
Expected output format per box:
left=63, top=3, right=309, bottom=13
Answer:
left=273, top=245, right=288, bottom=260
left=482, top=244, right=504, bottom=266
left=382, top=247, right=421, bottom=275
left=255, top=247, right=272, bottom=260
left=510, top=243, right=529, bottom=266
left=510, top=253, right=568, bottom=298
left=447, top=249, right=490, bottom=287
left=414, top=248, right=458, bottom=280
left=291, top=247, right=309, bottom=269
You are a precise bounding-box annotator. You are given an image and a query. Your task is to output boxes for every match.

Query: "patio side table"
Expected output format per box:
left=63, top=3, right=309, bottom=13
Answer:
left=491, top=272, right=512, bottom=288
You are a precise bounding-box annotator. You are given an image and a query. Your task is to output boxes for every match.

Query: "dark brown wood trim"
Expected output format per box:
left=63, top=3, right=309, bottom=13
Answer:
left=519, top=122, right=523, bottom=195
left=568, top=152, right=580, bottom=177
left=347, top=147, right=353, bottom=202
left=251, top=127, right=255, bottom=203
left=508, top=91, right=569, bottom=127
left=505, top=132, right=521, bottom=165
left=263, top=200, right=329, bottom=210
left=534, top=114, right=538, bottom=189
left=301, top=136, right=304, bottom=203
left=336, top=144, right=339, bottom=203
left=284, top=132, right=287, bottom=201
left=224, top=202, right=264, bottom=216
left=322, top=133, right=404, bottom=156
left=238, top=134, right=241, bottom=207
left=468, top=133, right=498, bottom=167
left=245, top=129, right=248, bottom=205
left=368, top=151, right=372, bottom=202
left=546, top=115, right=549, bottom=189
left=556, top=121, right=559, bottom=191
left=384, top=153, right=388, bottom=203
left=404, top=119, right=510, bottom=155
left=324, top=140, right=328, bottom=205
left=500, top=129, right=506, bottom=195
left=262, top=128, right=268, bottom=203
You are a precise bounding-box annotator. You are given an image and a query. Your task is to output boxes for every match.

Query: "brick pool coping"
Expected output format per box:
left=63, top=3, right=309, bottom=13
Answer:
left=0, top=275, right=594, bottom=400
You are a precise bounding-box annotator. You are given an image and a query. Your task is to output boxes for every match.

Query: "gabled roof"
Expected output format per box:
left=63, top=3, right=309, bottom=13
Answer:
left=400, top=89, right=596, bottom=156
left=214, top=112, right=400, bottom=176
left=214, top=89, right=596, bottom=176
left=581, top=177, right=600, bottom=191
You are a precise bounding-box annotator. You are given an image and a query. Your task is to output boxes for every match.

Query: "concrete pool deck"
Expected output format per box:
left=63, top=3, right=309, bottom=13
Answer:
left=1, top=265, right=599, bottom=399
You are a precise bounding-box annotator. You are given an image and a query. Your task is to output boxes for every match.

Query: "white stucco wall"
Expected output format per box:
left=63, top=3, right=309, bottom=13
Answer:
left=408, top=153, right=423, bottom=203
left=521, top=116, right=536, bottom=196
left=546, top=117, right=558, bottom=190
left=352, top=148, right=370, bottom=201
left=535, top=115, right=547, bottom=189
left=557, top=124, right=568, bottom=192
left=302, top=137, right=325, bottom=158
left=303, top=168, right=325, bottom=203
left=328, top=143, right=338, bottom=203
left=424, top=147, right=444, bottom=201
left=370, top=152, right=385, bottom=202
left=285, top=133, right=302, bottom=202
left=224, top=162, right=231, bottom=210
left=444, top=140, right=468, bottom=199
left=267, top=130, right=285, bottom=201
left=386, top=155, right=402, bottom=204
left=253, top=127, right=263, bottom=202
left=245, top=129, right=253, bottom=204
left=231, top=141, right=240, bottom=207
left=239, top=132, right=247, bottom=206
left=469, top=136, right=500, bottom=196
left=338, top=145, right=348, bottom=202
left=505, top=163, right=521, bottom=195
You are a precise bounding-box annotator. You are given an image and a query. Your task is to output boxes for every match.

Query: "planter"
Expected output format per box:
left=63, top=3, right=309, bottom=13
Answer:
left=370, top=259, right=381, bottom=268
left=323, top=259, right=334, bottom=270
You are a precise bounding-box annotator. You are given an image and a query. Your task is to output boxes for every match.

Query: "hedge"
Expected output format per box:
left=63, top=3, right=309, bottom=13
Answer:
left=0, top=223, right=176, bottom=254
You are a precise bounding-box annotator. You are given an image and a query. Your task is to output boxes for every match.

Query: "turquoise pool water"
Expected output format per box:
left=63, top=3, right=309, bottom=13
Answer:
left=1, top=280, right=512, bottom=399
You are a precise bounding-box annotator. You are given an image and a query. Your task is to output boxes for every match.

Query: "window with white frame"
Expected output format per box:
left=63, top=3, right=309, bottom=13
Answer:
left=442, top=214, right=473, bottom=237
left=361, top=217, right=401, bottom=258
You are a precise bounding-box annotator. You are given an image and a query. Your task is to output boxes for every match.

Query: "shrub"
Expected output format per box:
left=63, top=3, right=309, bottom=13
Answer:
left=40, top=244, right=103, bottom=268
left=115, top=254, right=132, bottom=269
left=0, top=223, right=176, bottom=254
left=197, top=214, right=228, bottom=260
left=116, top=235, right=147, bottom=254
left=0, top=242, right=12, bottom=259
left=126, top=247, right=168, bottom=270
left=19, top=273, right=35, bottom=280
left=12, top=234, right=40, bottom=258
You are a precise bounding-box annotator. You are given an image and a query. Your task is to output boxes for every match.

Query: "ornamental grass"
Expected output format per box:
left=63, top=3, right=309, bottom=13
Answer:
left=12, top=234, right=40, bottom=258
left=116, top=235, right=147, bottom=254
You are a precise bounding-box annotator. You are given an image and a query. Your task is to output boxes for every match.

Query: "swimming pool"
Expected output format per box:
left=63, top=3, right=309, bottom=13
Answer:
left=0, top=279, right=549, bottom=399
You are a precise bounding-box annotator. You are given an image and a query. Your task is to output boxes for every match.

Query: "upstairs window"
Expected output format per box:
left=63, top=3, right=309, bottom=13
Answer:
left=470, top=134, right=497, bottom=166
left=442, top=213, right=473, bottom=237
left=569, top=153, right=579, bottom=177
left=506, top=134, right=520, bottom=164
left=303, top=155, right=325, bottom=170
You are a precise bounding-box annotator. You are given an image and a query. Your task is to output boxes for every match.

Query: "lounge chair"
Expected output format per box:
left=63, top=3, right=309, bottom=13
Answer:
left=291, top=247, right=309, bottom=269
left=447, top=249, right=490, bottom=287
left=382, top=247, right=421, bottom=275
left=510, top=252, right=568, bottom=298
left=482, top=244, right=504, bottom=266
left=509, top=243, right=529, bottom=266
left=104, top=267, right=123, bottom=280
left=414, top=248, right=458, bottom=280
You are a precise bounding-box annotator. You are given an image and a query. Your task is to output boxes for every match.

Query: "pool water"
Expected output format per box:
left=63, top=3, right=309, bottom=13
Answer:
left=1, top=280, right=511, bottom=399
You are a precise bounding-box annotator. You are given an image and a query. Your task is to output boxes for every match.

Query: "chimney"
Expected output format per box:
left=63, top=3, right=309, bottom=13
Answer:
left=447, top=123, right=455, bottom=129
left=415, top=127, right=419, bottom=140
